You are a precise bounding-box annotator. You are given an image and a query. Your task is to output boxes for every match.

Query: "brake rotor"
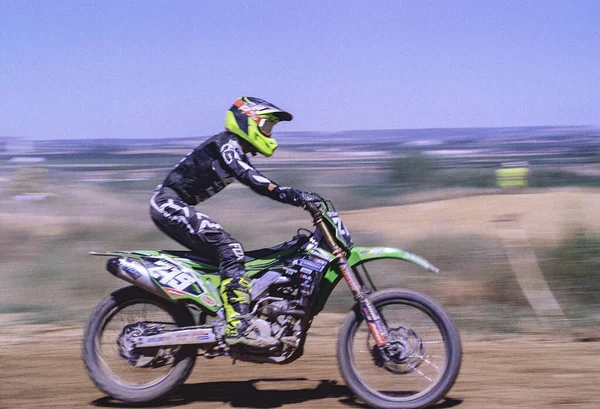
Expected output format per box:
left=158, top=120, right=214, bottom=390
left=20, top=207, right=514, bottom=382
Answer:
left=370, top=326, right=425, bottom=374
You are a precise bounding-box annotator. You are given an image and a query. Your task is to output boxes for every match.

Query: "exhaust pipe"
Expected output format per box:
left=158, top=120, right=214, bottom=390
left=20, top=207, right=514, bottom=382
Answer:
left=107, top=257, right=172, bottom=301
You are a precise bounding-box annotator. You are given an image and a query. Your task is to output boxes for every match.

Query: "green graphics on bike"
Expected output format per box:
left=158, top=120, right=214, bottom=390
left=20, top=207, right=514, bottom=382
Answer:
left=92, top=240, right=336, bottom=314
left=91, top=250, right=223, bottom=312
left=321, top=208, right=353, bottom=248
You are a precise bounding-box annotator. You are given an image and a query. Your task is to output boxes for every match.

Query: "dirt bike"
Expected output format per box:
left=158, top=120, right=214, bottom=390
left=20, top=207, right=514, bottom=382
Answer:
left=82, top=193, right=462, bottom=409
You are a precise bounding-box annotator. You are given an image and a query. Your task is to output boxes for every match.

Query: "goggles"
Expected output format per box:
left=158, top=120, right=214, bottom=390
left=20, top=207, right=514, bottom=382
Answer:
left=258, top=118, right=278, bottom=136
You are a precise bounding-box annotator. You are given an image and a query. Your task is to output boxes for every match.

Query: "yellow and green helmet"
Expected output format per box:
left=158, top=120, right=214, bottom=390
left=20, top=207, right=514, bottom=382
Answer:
left=225, top=96, right=293, bottom=157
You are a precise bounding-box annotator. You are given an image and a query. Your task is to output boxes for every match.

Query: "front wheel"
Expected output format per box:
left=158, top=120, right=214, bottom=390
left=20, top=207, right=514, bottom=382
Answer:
left=82, top=286, right=198, bottom=404
left=337, top=289, right=462, bottom=409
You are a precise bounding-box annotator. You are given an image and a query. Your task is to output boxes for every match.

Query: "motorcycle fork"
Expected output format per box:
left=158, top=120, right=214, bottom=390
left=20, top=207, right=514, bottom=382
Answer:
left=313, top=215, right=389, bottom=347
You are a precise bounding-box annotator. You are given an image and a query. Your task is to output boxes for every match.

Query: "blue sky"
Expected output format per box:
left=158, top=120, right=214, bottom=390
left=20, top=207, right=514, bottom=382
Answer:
left=1, top=1, right=598, bottom=139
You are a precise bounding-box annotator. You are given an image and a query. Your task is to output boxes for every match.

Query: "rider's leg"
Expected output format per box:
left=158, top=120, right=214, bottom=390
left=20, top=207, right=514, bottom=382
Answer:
left=217, top=241, right=277, bottom=348
left=150, top=188, right=276, bottom=347
left=219, top=271, right=251, bottom=343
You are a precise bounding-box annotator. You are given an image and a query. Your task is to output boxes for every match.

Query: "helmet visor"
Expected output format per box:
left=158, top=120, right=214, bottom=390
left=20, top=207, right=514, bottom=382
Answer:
left=259, top=119, right=277, bottom=136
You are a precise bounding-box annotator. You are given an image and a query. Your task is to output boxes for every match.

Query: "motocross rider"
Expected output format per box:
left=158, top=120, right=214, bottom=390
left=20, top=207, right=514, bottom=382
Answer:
left=150, top=96, right=308, bottom=348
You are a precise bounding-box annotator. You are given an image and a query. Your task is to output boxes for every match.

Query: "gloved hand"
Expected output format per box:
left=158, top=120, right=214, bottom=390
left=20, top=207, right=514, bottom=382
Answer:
left=277, top=187, right=308, bottom=207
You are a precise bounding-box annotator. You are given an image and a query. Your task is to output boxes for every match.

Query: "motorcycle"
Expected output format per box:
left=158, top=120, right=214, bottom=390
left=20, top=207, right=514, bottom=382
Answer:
left=82, top=194, right=462, bottom=409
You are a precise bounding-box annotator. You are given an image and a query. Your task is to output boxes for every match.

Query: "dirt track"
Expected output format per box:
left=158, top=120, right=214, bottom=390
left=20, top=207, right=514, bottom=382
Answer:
left=1, top=313, right=599, bottom=409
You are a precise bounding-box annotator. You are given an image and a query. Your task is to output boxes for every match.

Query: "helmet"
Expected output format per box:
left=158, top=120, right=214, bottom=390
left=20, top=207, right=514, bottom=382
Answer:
left=225, top=96, right=293, bottom=157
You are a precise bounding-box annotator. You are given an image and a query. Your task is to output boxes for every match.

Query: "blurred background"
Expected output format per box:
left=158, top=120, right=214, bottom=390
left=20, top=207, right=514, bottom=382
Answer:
left=1, top=127, right=599, bottom=335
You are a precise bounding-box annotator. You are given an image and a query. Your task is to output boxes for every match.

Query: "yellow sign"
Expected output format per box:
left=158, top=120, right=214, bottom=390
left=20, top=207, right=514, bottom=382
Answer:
left=496, top=166, right=529, bottom=188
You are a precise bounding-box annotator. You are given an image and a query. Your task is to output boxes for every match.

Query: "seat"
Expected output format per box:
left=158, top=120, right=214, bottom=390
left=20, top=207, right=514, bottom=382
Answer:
left=162, top=234, right=310, bottom=268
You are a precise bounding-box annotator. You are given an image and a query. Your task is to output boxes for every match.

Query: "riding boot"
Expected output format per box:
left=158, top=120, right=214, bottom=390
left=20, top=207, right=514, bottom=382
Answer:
left=220, top=276, right=278, bottom=348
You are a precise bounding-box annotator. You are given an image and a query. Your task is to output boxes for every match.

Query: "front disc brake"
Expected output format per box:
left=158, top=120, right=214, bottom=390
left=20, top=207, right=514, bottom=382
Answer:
left=370, top=326, right=425, bottom=374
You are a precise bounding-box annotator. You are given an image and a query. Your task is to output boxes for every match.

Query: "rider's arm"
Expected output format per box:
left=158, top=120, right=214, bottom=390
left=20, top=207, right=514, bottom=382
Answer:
left=219, top=141, right=304, bottom=206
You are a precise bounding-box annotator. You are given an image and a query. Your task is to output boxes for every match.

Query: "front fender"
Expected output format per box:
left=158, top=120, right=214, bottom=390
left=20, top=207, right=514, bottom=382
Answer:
left=347, top=246, right=440, bottom=273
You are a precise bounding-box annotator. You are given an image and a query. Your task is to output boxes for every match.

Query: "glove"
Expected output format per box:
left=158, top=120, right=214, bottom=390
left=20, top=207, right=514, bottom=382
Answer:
left=277, top=187, right=307, bottom=207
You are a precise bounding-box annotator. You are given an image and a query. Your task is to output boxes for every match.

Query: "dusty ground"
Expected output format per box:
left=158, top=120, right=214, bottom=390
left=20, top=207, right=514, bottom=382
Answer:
left=1, top=313, right=599, bottom=409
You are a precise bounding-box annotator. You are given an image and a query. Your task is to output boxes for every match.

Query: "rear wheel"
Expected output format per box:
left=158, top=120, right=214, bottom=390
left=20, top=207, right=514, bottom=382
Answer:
left=82, top=286, right=197, bottom=404
left=337, top=289, right=462, bottom=409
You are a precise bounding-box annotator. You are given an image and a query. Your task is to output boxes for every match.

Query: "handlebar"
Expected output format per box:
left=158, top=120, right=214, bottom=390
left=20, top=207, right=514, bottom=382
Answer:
left=302, top=192, right=327, bottom=216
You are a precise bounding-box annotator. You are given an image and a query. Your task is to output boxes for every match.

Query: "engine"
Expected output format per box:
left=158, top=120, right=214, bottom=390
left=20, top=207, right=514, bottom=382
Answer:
left=240, top=267, right=316, bottom=356
left=251, top=298, right=302, bottom=346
